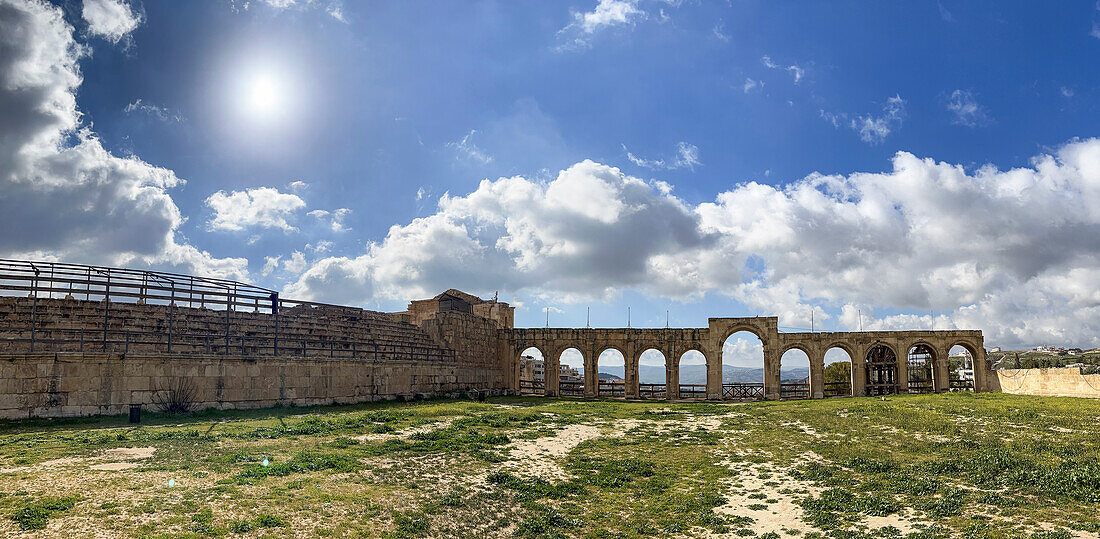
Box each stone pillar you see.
[895,344,909,395]
[933,345,951,393]
[763,344,780,400]
[584,343,597,398]
[851,345,867,397]
[705,343,722,400]
[972,345,988,392]
[545,347,560,397]
[624,341,638,399]
[667,351,679,400]
[809,348,825,399]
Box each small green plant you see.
[254,513,286,528]
[10,496,80,531]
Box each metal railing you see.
[0,258,442,359]
[677,384,707,399]
[518,379,545,395]
[780,382,810,399]
[823,381,851,397]
[558,380,584,397]
[597,379,625,397]
[722,383,764,400]
[638,383,666,399]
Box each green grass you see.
[0,393,1098,536]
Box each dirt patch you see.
[505,424,601,481]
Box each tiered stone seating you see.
[0,297,454,361]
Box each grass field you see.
[0,393,1098,538]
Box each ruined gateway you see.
[0,260,985,418]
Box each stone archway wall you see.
[509,319,986,401]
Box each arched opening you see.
[721,331,765,400]
[558,348,584,397]
[865,344,898,396]
[596,349,626,397]
[948,345,976,391]
[518,347,545,395]
[779,348,810,399]
[637,348,667,399]
[907,344,936,393]
[823,347,854,397]
[678,350,707,400]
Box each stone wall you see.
[992,367,1100,399]
[0,295,514,419]
[0,353,507,419]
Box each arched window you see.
[865,344,898,396]
[721,331,765,400]
[780,348,810,399]
[518,347,544,395]
[638,348,667,399]
[596,349,625,397]
[948,345,976,391]
[679,350,707,399]
[558,348,584,397]
[823,347,853,397]
[907,344,936,393]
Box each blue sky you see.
[3,0,1100,358]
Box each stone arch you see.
[779,346,811,399]
[822,345,855,397]
[516,346,546,395]
[556,347,585,397]
[906,342,937,394]
[948,342,979,391]
[595,347,626,397]
[718,326,768,347]
[865,342,899,396]
[676,349,708,400]
[720,331,766,400]
[636,347,668,399]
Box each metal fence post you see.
[103,271,110,351]
[224,292,231,355]
[29,268,38,353]
[270,292,279,356]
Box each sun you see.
[246,73,281,117]
[235,64,293,125]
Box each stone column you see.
[933,345,950,393]
[851,344,867,397]
[545,347,560,397]
[895,344,909,395]
[809,348,825,399]
[624,341,638,399]
[705,342,723,400]
[972,345,988,392]
[584,343,597,398]
[763,344,780,400]
[667,350,679,401]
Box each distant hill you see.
[597,365,810,384]
[597,372,622,380]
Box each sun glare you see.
[235,63,294,125]
[247,74,281,116]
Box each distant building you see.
[990,346,1001,353]
[559,365,582,383]
[519,358,545,381]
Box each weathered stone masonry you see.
[0,280,987,419]
[509,317,987,400]
[0,295,512,419]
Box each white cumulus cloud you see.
[285,138,1100,348]
[0,0,245,279]
[81,0,142,44]
[205,187,306,232]
[557,0,645,51]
